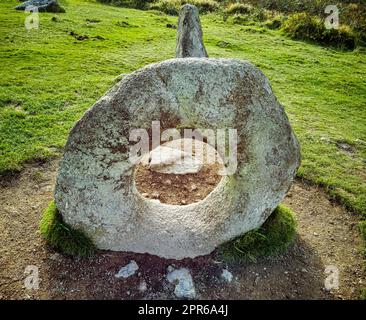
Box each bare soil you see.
[0,159,364,300]
[134,163,222,205]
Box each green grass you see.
[281,12,356,50]
[0,0,365,219]
[40,201,96,257]
[152,0,220,14]
[361,288,366,300]
[218,205,297,262]
[359,220,366,254]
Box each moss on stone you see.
[40,201,96,257]
[218,204,297,262]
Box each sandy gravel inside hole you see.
[134,164,222,205]
[134,139,224,205]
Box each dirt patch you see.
[69,31,89,41]
[0,159,364,299]
[134,163,222,205]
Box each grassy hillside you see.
[0,0,365,218]
[101,0,366,46]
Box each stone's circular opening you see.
[134,138,224,205]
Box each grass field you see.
[0,0,365,219]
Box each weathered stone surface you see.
[16,0,65,13]
[175,4,208,58]
[54,57,300,259]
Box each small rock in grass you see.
[167,267,196,299]
[115,260,139,279]
[15,0,65,13]
[217,41,231,48]
[336,141,354,153]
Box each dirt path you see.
[0,159,364,300]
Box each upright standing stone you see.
[175,4,208,58]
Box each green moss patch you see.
[40,201,96,257]
[218,204,297,263]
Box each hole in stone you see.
[134,138,225,205]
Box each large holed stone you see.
[54,5,300,259]
[55,58,300,259]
